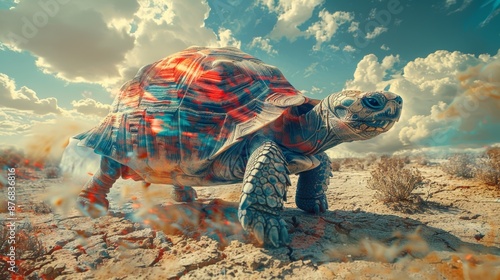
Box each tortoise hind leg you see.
[77,157,121,218]
[238,137,290,247]
[171,186,197,202]
[295,152,332,214]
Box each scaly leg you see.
[295,152,332,214]
[77,157,121,218]
[238,137,290,247]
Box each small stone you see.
[43,266,54,275]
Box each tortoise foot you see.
[238,206,289,248]
[76,192,109,218]
[171,186,197,202]
[296,194,328,214]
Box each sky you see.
[0,0,499,159]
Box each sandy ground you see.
[1,162,499,279]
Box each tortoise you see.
[74,46,402,247]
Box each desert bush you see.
[441,153,475,178]
[364,154,378,167]
[342,157,365,170]
[367,157,424,203]
[414,155,429,166]
[44,166,60,179]
[475,147,500,187]
[24,201,53,214]
[0,220,45,261]
[396,155,411,164]
[0,148,25,169]
[330,160,341,171]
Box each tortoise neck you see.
[271,103,343,155]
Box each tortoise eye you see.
[363,96,384,110]
[367,98,380,107]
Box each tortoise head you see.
[273,90,402,155]
[324,90,402,140]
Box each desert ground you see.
[1,157,499,279]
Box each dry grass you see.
[475,147,500,188]
[0,148,25,169]
[23,201,53,214]
[0,220,45,260]
[414,156,429,166]
[330,160,341,171]
[1,221,46,278]
[44,167,60,179]
[441,153,476,179]
[342,157,366,170]
[367,157,425,204]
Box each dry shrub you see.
[1,221,45,278]
[475,147,500,188]
[368,157,424,203]
[0,148,25,169]
[0,220,45,261]
[330,160,341,171]
[396,155,411,164]
[441,153,476,178]
[414,155,429,166]
[342,157,365,170]
[0,148,48,180]
[44,166,60,179]
[365,154,378,167]
[24,201,53,214]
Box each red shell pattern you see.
[76,47,305,175]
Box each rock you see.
[117,248,160,267]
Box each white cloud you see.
[0,0,138,84]
[306,10,354,50]
[0,73,63,115]
[345,54,399,92]
[365,26,387,39]
[338,49,500,155]
[259,0,324,41]
[82,90,93,98]
[445,0,473,13]
[0,0,243,93]
[348,21,359,33]
[445,0,457,7]
[311,86,323,94]
[214,28,241,49]
[343,45,355,52]
[329,44,340,51]
[304,62,319,78]
[71,98,112,117]
[249,36,278,55]
[0,109,32,136]
[381,44,390,51]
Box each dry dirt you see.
[1,162,499,279]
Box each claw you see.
[240,212,251,231]
[314,203,320,215]
[269,227,280,248]
[254,222,265,245]
[280,225,289,245]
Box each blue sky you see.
[0,0,499,157]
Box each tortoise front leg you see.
[77,157,121,218]
[295,152,332,214]
[238,138,290,247]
